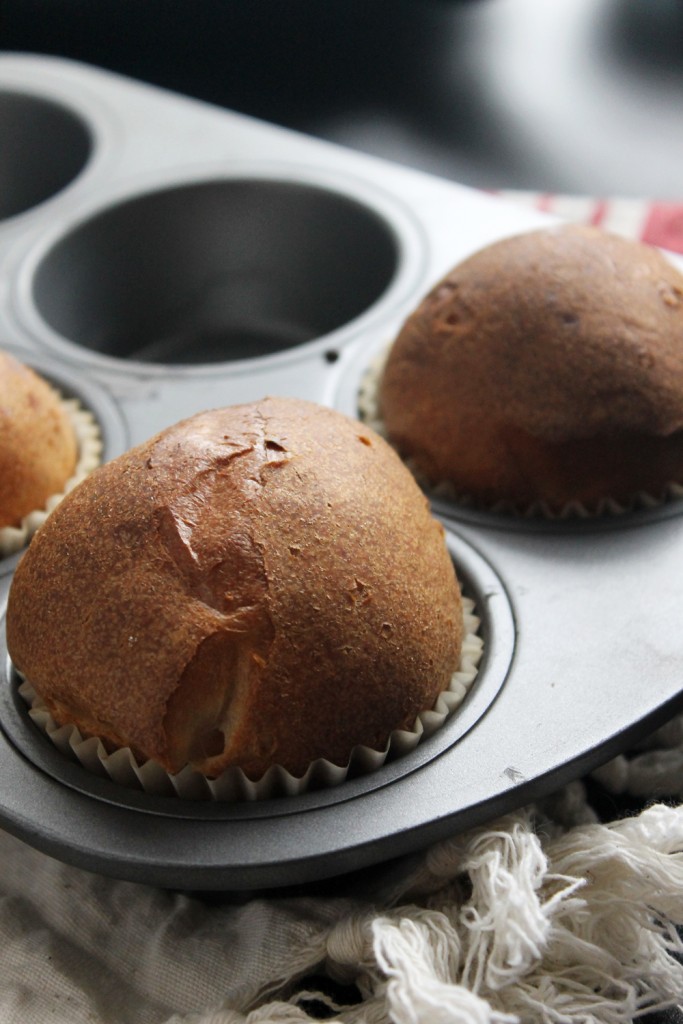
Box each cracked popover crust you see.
[379,224,683,511]
[6,396,463,780]
[0,350,78,528]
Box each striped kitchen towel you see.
[500,191,683,255]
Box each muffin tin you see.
[1,53,683,891]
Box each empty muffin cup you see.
[30,178,400,365]
[0,91,92,221]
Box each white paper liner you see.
[358,346,683,520]
[0,393,103,557]
[18,597,483,802]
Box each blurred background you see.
[2,0,683,202]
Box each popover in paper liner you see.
[372,225,683,517]
[7,397,471,793]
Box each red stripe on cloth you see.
[491,191,683,255]
[588,199,608,227]
[535,193,554,213]
[640,203,683,255]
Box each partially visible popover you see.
[0,350,78,527]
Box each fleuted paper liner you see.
[359,346,683,520]
[18,597,483,802]
[0,393,103,557]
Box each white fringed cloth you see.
[3,195,683,1023]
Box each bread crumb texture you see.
[7,397,463,780]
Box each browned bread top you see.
[0,351,78,528]
[379,225,683,509]
[7,396,463,780]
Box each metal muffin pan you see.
[0,53,682,891]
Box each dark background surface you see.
[2,0,683,199]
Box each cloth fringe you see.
[167,795,683,1024]
[308,805,683,1024]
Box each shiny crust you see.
[379,225,683,509]
[7,397,463,779]
[0,351,78,527]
